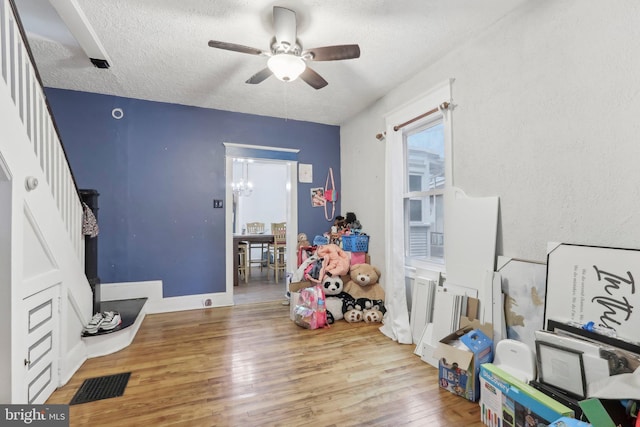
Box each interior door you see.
[23,284,60,404]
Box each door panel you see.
[24,284,59,404]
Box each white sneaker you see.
[99,311,122,331]
[83,313,104,335]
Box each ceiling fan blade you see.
[245,68,273,84]
[299,67,328,90]
[304,44,361,61]
[208,40,265,56]
[273,6,297,47]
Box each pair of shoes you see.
[82,312,105,335]
[82,311,122,335]
[100,311,122,331]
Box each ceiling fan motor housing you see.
[271,40,302,56]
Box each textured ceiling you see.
[14,0,527,125]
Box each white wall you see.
[241,161,288,232]
[235,160,288,260]
[341,0,640,266]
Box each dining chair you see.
[237,242,249,284]
[245,221,266,273]
[267,222,287,282]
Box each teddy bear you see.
[343,263,386,323]
[320,275,355,324]
[342,298,386,323]
[297,232,310,250]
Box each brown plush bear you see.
[297,233,310,250]
[343,263,386,323]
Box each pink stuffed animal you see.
[316,244,350,281]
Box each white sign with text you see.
[545,243,638,344]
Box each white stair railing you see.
[0,0,84,261]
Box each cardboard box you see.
[479,363,574,427]
[290,281,312,293]
[433,319,494,401]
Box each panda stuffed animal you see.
[321,275,355,324]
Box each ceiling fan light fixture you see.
[267,54,305,82]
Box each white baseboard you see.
[152,292,234,313]
[100,280,233,313]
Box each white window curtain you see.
[380,81,452,344]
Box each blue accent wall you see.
[46,89,340,297]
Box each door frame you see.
[0,153,11,403]
[223,143,299,298]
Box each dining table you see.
[233,233,274,286]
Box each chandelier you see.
[232,159,253,197]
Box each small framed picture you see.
[311,187,325,207]
[299,163,313,183]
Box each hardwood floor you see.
[233,266,289,305]
[47,285,484,426]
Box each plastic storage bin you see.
[342,234,369,252]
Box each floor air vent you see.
[70,372,131,405]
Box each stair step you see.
[82,297,148,358]
[82,297,147,337]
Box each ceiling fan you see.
[208,6,360,90]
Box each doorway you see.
[223,143,299,304]
[232,159,287,304]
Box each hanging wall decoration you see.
[324,167,337,221]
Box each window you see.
[382,80,451,343]
[404,119,445,264]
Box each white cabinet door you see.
[23,284,60,404]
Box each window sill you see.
[404,258,446,277]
